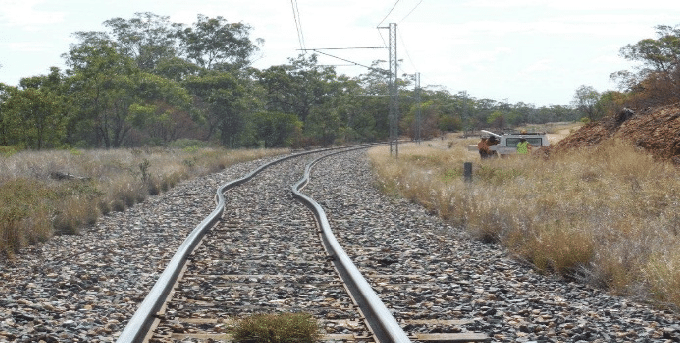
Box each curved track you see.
[149,148,376,342]
[117,147,489,343]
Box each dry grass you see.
[231,312,320,343]
[368,132,680,309]
[0,146,286,257]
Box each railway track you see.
[116,147,489,343]
[149,148,374,342]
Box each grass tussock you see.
[231,312,320,343]
[0,179,52,254]
[368,135,680,308]
[0,146,286,257]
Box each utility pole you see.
[415,72,422,144]
[388,23,399,157]
[379,23,399,157]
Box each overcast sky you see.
[1,0,679,106]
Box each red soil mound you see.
[550,104,680,164]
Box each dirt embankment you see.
[550,103,680,164]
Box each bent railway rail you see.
[116,148,332,342]
[116,146,489,343]
[292,148,410,343]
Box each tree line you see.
[572,24,680,122]
[1,12,595,150]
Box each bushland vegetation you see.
[368,136,680,309]
[0,12,582,153]
[0,12,584,257]
[0,146,284,257]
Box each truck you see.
[470,130,550,156]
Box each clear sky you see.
[1,0,679,106]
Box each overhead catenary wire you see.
[377,29,389,50]
[290,0,306,51]
[397,26,418,75]
[300,48,390,75]
[378,0,424,52]
[303,46,385,50]
[376,25,419,82]
[399,0,423,23]
[377,0,401,28]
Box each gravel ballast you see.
[304,149,680,343]
[1,149,679,343]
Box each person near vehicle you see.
[477,137,490,159]
[516,138,531,154]
[478,136,499,159]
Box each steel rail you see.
[116,148,334,343]
[291,146,412,343]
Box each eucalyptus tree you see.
[0,84,25,147]
[615,24,680,106]
[306,98,342,145]
[2,89,65,149]
[153,56,202,82]
[0,83,9,146]
[103,12,181,71]
[259,54,338,122]
[618,24,680,79]
[64,35,193,147]
[178,15,263,71]
[571,85,601,121]
[0,68,67,149]
[332,75,379,143]
[127,73,195,144]
[354,61,393,140]
[419,89,465,134]
[248,111,302,147]
[63,38,138,147]
[257,64,297,115]
[182,71,256,146]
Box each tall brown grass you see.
[369,136,680,309]
[0,146,286,257]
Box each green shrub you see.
[0,146,19,157]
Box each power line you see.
[397,27,418,74]
[300,49,390,75]
[290,0,306,51]
[301,46,385,50]
[318,64,358,67]
[377,28,389,49]
[399,0,424,23]
[378,25,418,79]
[377,0,401,28]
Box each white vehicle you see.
[475,130,550,156]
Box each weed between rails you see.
[0,147,286,258]
[368,137,680,309]
[231,312,320,343]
